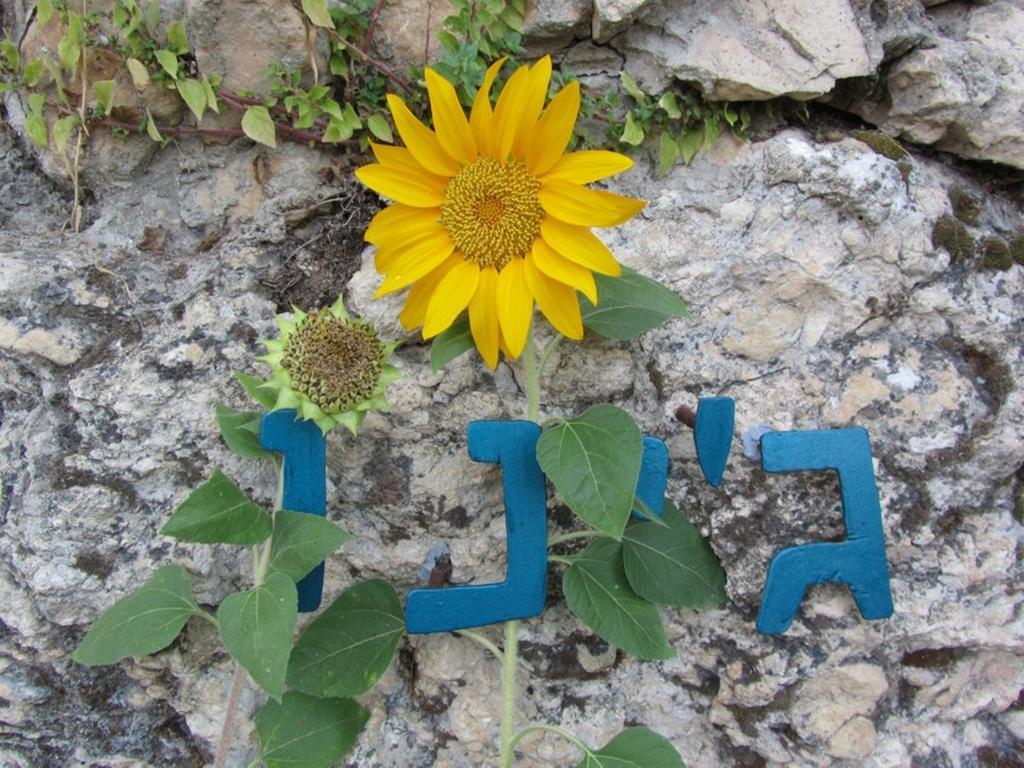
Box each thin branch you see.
[364,0,386,50]
[323,27,414,94]
[454,629,504,664]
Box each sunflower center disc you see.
[282,315,383,413]
[441,157,543,270]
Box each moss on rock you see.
[980,237,1013,271]
[932,216,974,261]
[949,186,982,225]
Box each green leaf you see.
[268,510,352,582]
[93,79,115,116]
[430,313,473,371]
[702,115,720,149]
[577,727,686,768]
[723,104,738,127]
[678,127,702,164]
[27,92,45,115]
[623,500,727,608]
[218,572,297,700]
[165,20,189,54]
[366,113,392,142]
[1,39,20,72]
[658,92,681,119]
[177,78,206,122]
[256,692,368,768]
[22,59,44,87]
[145,110,164,143]
[302,0,335,28]
[37,0,55,26]
[287,579,404,697]
[236,371,278,410]
[161,469,272,545]
[620,111,644,146]
[25,113,48,148]
[580,267,689,340]
[620,72,644,102]
[242,105,277,147]
[563,539,674,660]
[125,57,150,89]
[58,13,82,72]
[154,49,178,79]
[215,403,270,459]
[322,116,350,143]
[52,115,78,152]
[73,565,199,666]
[658,131,679,175]
[537,404,642,540]
[201,77,219,112]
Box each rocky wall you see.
[0,0,1022,766]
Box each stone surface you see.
[845,0,1024,170]
[611,0,874,98]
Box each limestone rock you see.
[523,0,591,49]
[847,0,1024,169]
[611,0,874,98]
[375,0,449,68]
[592,0,655,43]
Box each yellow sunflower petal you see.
[540,216,622,276]
[530,237,597,304]
[375,233,456,296]
[498,330,513,360]
[386,93,461,177]
[425,68,477,166]
[541,150,634,184]
[512,56,552,157]
[491,65,532,162]
[400,254,462,330]
[539,178,646,227]
[524,253,583,340]
[355,163,446,208]
[470,57,506,156]
[374,223,451,273]
[525,80,580,176]
[469,266,500,370]
[423,260,481,338]
[365,203,441,243]
[367,206,442,247]
[496,258,533,356]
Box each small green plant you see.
[72,296,405,768]
[434,0,525,106]
[932,215,974,261]
[980,236,1013,271]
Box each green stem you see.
[498,618,520,768]
[506,723,591,758]
[548,529,608,547]
[548,555,575,567]
[194,610,219,628]
[454,629,503,664]
[524,330,540,424]
[536,334,563,384]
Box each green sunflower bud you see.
[256,295,400,435]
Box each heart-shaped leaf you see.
[161,470,271,545]
[430,312,474,371]
[287,579,404,697]
[580,267,688,340]
[73,565,199,666]
[268,511,351,582]
[576,727,686,767]
[218,572,297,700]
[537,405,642,540]
[563,539,673,660]
[256,692,368,768]
[622,500,727,608]
[215,403,270,460]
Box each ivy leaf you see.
[301,0,335,28]
[678,127,702,164]
[287,579,404,697]
[236,371,277,410]
[658,131,679,175]
[93,79,115,116]
[154,49,178,80]
[562,539,674,660]
[366,113,392,142]
[622,500,727,608]
[256,692,368,768]
[702,115,720,149]
[242,105,277,147]
[620,72,645,102]
[620,111,644,146]
[658,92,681,119]
[580,267,689,340]
[25,113,48,148]
[22,59,44,87]
[177,78,207,122]
[576,727,686,768]
[37,0,55,26]
[161,469,272,545]
[268,510,351,582]
[537,404,642,540]
[125,57,150,90]
[145,110,164,143]
[52,115,78,153]
[58,13,82,73]
[214,403,270,460]
[72,565,200,666]
[217,572,297,700]
[430,313,473,371]
[201,77,219,112]
[165,20,189,54]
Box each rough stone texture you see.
[375,0,450,69]
[844,0,1024,170]
[610,0,875,99]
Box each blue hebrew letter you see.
[634,436,669,519]
[695,397,734,487]
[406,421,547,633]
[260,409,327,613]
[756,428,894,634]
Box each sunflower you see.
[354,56,645,370]
[257,296,400,434]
